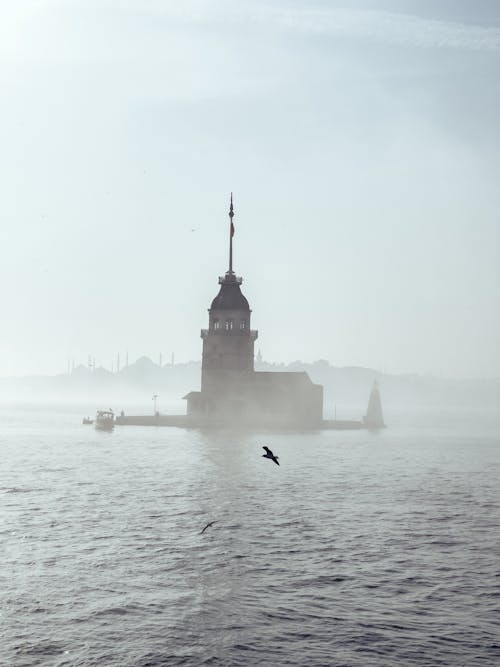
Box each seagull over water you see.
[262,446,280,466]
[200,521,217,535]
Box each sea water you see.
[1,404,499,666]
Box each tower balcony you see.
[219,273,242,285]
[201,329,258,340]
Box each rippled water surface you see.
[1,405,499,666]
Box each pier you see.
[115,414,365,430]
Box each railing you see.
[218,274,242,285]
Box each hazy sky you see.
[1,0,499,378]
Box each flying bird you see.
[262,446,279,466]
[200,520,217,535]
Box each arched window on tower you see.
[213,319,220,330]
[240,319,246,330]
[225,319,233,331]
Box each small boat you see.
[94,409,115,431]
[82,417,93,425]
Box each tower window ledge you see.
[202,329,258,338]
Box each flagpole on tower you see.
[229,192,234,274]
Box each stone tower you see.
[184,194,323,424]
[200,194,258,395]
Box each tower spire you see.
[228,192,234,273]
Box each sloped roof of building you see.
[182,391,201,400]
[253,371,317,387]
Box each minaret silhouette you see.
[200,194,258,396]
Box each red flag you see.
[230,221,235,238]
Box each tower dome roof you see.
[210,273,250,311]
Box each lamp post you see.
[152,394,158,415]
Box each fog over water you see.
[1,0,499,378]
[1,404,499,666]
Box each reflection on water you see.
[1,405,499,666]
